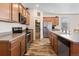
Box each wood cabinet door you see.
[51,17,55,25]
[0,3,11,21]
[23,8,26,17]
[43,17,52,22]
[43,17,47,22]
[43,17,59,26]
[70,43,79,56]
[54,17,59,26]
[11,39,20,56]
[20,35,26,55]
[26,11,30,25]
[19,4,23,14]
[53,34,58,54]
[48,31,54,48]
[0,41,10,56]
[51,36,54,48]
[48,31,52,44]
[12,3,19,22]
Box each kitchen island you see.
[48,30,79,56]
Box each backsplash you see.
[0,22,27,33]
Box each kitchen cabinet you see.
[43,16,59,26]
[48,31,58,54]
[23,8,26,17]
[53,34,58,54]
[10,38,20,56]
[0,3,30,25]
[48,31,69,55]
[49,31,69,55]
[12,3,19,22]
[51,17,59,26]
[20,34,26,55]
[54,17,59,25]
[27,14,30,25]
[43,17,51,22]
[70,43,79,56]
[26,10,30,25]
[19,4,23,14]
[19,4,30,25]
[11,34,26,56]
[0,38,21,56]
[0,33,26,56]
[48,31,79,56]
[48,31,54,47]
[0,41,10,56]
[0,3,11,21]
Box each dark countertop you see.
[0,32,26,42]
[49,30,79,43]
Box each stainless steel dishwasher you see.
[58,36,70,56]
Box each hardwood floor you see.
[24,38,56,56]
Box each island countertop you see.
[49,30,79,43]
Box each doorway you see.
[35,20,40,40]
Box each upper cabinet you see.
[23,8,26,17]
[12,3,19,22]
[19,4,23,14]
[53,16,59,26]
[43,16,59,26]
[26,10,30,25]
[0,3,11,21]
[0,3,30,24]
[51,17,59,26]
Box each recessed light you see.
[36,4,39,8]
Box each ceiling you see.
[23,3,79,14]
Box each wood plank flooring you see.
[24,38,56,56]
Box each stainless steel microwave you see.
[19,13,26,24]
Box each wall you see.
[0,21,27,33]
[43,13,79,32]
[27,9,43,40]
[27,9,35,40]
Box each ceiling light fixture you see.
[36,4,39,8]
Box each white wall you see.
[0,22,27,33]
[28,9,43,40]
[43,13,79,32]
[40,11,43,39]
[27,9,35,40]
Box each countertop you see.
[49,30,79,43]
[0,32,26,42]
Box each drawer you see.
[10,44,20,56]
[10,39,20,48]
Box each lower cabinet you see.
[48,31,58,54]
[20,35,26,56]
[11,34,26,56]
[11,40,20,56]
[49,31,70,56]
[48,31,54,48]
[0,34,26,56]
[53,35,58,54]
[48,31,79,56]
[0,41,10,56]
[70,43,79,56]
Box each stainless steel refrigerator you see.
[43,22,52,38]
